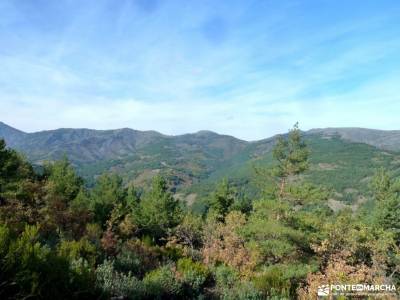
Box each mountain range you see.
[2,121,400,208]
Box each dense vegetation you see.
[3,121,400,207]
[0,125,399,299]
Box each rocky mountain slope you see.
[308,127,400,151]
[2,121,400,204]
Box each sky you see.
[1,0,400,141]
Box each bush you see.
[69,257,96,295]
[221,281,262,300]
[121,239,162,277]
[96,260,144,300]
[253,266,290,298]
[252,263,314,298]
[58,238,97,265]
[213,264,240,289]
[114,246,142,275]
[177,258,209,296]
[143,265,182,298]
[0,224,93,299]
[213,265,261,299]
[0,224,10,258]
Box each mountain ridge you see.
[308,127,400,151]
[2,121,400,170]
[2,121,400,204]
[2,121,400,145]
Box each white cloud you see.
[1,0,400,140]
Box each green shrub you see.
[213,264,240,289]
[0,224,10,258]
[114,246,142,275]
[0,224,91,299]
[221,281,262,300]
[213,265,261,299]
[58,238,97,265]
[253,266,290,298]
[96,260,144,300]
[177,258,209,296]
[143,265,182,298]
[252,263,314,299]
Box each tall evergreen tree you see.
[136,176,182,241]
[44,157,83,203]
[208,179,236,220]
[272,123,310,198]
[90,173,126,226]
[0,139,33,197]
[370,168,400,241]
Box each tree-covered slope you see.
[308,127,400,151]
[1,122,400,202]
[0,122,248,187]
[0,121,27,145]
[1,126,399,299]
[186,134,400,205]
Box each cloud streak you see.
[1,0,400,140]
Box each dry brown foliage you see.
[202,211,258,276]
[298,250,395,300]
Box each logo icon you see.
[317,285,330,296]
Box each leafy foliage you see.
[0,126,399,299]
[135,175,182,241]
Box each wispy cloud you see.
[1,0,400,140]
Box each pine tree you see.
[370,168,400,241]
[135,176,182,241]
[90,173,126,226]
[208,179,236,220]
[44,157,83,203]
[272,123,309,199]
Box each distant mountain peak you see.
[0,121,25,132]
[0,122,27,146]
[1,121,400,200]
[2,121,400,156]
[195,130,218,135]
[307,127,400,151]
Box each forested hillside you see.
[2,121,400,209]
[0,125,399,299]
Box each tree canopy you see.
[0,129,399,299]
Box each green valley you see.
[2,121,400,208]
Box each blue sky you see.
[1,0,400,140]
